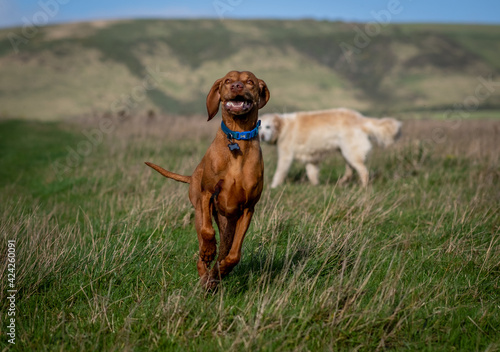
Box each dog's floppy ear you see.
[206,78,223,121]
[273,114,282,134]
[258,79,270,109]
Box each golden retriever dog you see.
[259,108,402,188]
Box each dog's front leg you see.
[271,151,294,188]
[195,191,217,282]
[305,163,320,186]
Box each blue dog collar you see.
[221,120,261,140]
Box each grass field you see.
[1,115,499,351]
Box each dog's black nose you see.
[231,81,244,92]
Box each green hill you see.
[1,19,500,120]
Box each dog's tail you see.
[361,117,402,148]
[145,162,191,184]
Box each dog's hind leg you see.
[215,213,236,263]
[338,163,354,185]
[211,208,254,280]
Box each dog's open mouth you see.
[224,98,253,115]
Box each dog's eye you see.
[246,80,254,85]
[225,79,231,84]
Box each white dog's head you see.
[259,114,282,144]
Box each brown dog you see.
[145,71,270,289]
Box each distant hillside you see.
[1,19,500,120]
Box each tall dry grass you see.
[0,115,498,351]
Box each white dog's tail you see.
[361,117,402,147]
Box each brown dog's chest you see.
[202,148,263,217]
[214,178,262,217]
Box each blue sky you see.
[1,0,499,29]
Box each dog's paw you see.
[200,274,219,291]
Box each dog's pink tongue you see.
[225,101,243,109]
[225,101,248,112]
[227,101,244,108]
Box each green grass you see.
[0,117,499,351]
